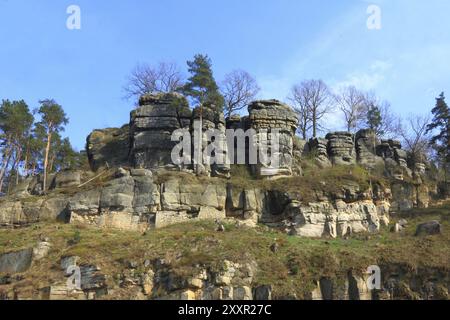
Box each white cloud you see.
[332,59,393,92]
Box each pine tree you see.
[426,92,450,178]
[0,100,34,192]
[366,105,383,136]
[37,99,69,191]
[181,54,224,113]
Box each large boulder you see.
[51,170,81,189]
[0,248,33,274]
[86,125,130,171]
[415,221,441,236]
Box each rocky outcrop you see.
[377,139,411,178]
[0,195,70,227]
[0,248,33,274]
[150,259,257,300]
[130,93,191,170]
[284,200,389,238]
[69,169,158,232]
[2,253,448,300]
[51,170,81,189]
[308,138,331,168]
[325,132,356,166]
[355,129,385,170]
[247,100,298,177]
[86,125,130,171]
[38,257,108,300]
[191,103,230,177]
[390,182,430,212]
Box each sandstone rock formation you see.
[87,125,130,171]
[325,132,356,166]
[191,103,230,177]
[247,100,298,177]
[355,129,385,170]
[130,93,192,170]
[308,138,331,168]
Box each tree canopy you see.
[181,54,224,113]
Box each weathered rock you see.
[233,286,252,300]
[0,248,33,274]
[33,241,51,261]
[130,93,191,169]
[52,171,81,189]
[247,100,298,177]
[253,285,272,300]
[40,196,70,222]
[355,129,385,169]
[191,103,230,177]
[100,176,135,211]
[308,138,331,168]
[0,199,45,227]
[289,200,381,238]
[9,176,36,198]
[325,132,356,166]
[132,174,160,214]
[68,189,101,216]
[142,270,155,295]
[377,139,410,175]
[415,221,441,236]
[87,125,130,171]
[158,178,226,227]
[79,264,107,291]
[61,256,80,275]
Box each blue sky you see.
[1,0,449,150]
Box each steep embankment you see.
[0,201,448,300]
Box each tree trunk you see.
[312,112,317,138]
[14,146,22,187]
[23,140,30,177]
[43,129,52,192]
[0,136,13,188]
[0,147,13,193]
[49,154,55,174]
[7,148,19,195]
[23,151,29,177]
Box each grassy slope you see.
[0,201,448,299]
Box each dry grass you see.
[0,200,448,298]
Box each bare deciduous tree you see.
[399,114,431,171]
[289,79,333,139]
[288,87,312,139]
[334,86,366,132]
[123,62,184,104]
[221,70,260,118]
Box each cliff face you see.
[1,93,437,236]
[85,93,429,181]
[1,94,447,301]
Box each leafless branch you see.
[221,70,260,118]
[123,62,185,104]
[289,79,333,139]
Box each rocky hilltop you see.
[0,93,448,300]
[0,93,433,236]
